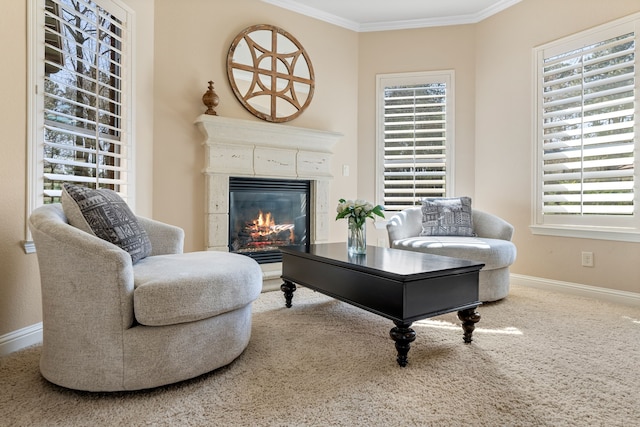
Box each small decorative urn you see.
[202,81,219,115]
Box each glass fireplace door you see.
[228,177,310,263]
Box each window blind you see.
[540,30,635,216]
[383,83,448,211]
[42,0,128,203]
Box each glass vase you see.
[347,217,366,255]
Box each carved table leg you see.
[280,280,296,308]
[457,307,481,343]
[389,321,416,367]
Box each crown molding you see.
[261,0,360,31]
[261,0,522,32]
[475,0,522,22]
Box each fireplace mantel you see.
[195,115,339,154]
[195,115,342,266]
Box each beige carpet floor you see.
[1,284,639,427]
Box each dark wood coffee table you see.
[280,243,484,366]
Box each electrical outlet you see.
[581,251,594,267]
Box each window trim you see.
[25,0,136,252]
[375,70,456,214]
[531,12,640,242]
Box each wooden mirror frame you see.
[227,24,315,123]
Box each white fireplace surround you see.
[195,114,342,285]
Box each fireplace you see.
[229,177,310,263]
[195,114,341,289]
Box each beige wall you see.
[0,0,155,337]
[153,0,359,251]
[3,0,640,339]
[473,0,640,293]
[0,0,37,337]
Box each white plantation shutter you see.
[535,15,639,237]
[39,0,130,203]
[377,72,454,212]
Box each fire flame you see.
[240,210,296,249]
[255,210,275,230]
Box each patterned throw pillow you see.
[61,184,152,263]
[420,197,476,237]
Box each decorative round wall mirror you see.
[227,24,315,123]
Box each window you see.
[27,0,133,248]
[376,71,455,213]
[533,13,640,242]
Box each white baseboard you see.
[511,274,640,307]
[0,322,42,357]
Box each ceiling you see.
[261,0,522,32]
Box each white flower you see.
[335,198,385,228]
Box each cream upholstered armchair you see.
[386,201,516,302]
[29,202,262,392]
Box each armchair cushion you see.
[133,251,262,326]
[391,236,516,270]
[61,184,152,263]
[420,197,475,237]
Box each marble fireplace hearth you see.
[195,114,342,290]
